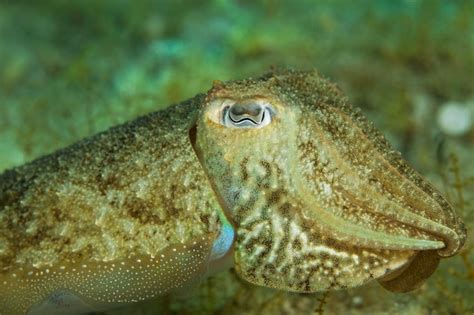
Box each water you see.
[0,1,472,314]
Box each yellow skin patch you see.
[0,69,467,314]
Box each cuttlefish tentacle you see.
[233,194,420,291]
[213,152,440,291]
[194,69,466,294]
[330,102,466,248]
[265,96,460,255]
[0,69,467,314]
[347,105,462,224]
[295,109,459,254]
[299,103,463,256]
[205,153,419,291]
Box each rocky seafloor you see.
[0,0,472,314]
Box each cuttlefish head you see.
[192,70,466,293]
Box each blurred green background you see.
[0,0,473,314]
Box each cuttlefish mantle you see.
[0,69,466,314]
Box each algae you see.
[0,0,472,314]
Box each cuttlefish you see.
[0,70,466,314]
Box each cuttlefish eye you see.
[222,100,274,128]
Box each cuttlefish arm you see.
[290,73,466,292]
[193,69,466,293]
[0,97,234,314]
[0,69,467,315]
[296,100,464,256]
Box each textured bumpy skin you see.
[0,69,467,314]
[0,98,224,314]
[194,70,466,293]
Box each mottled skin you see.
[0,98,224,314]
[194,70,466,291]
[0,69,467,314]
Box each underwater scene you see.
[0,0,473,314]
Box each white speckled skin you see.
[0,70,467,314]
[195,70,465,293]
[0,97,224,314]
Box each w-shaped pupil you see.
[229,102,264,124]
